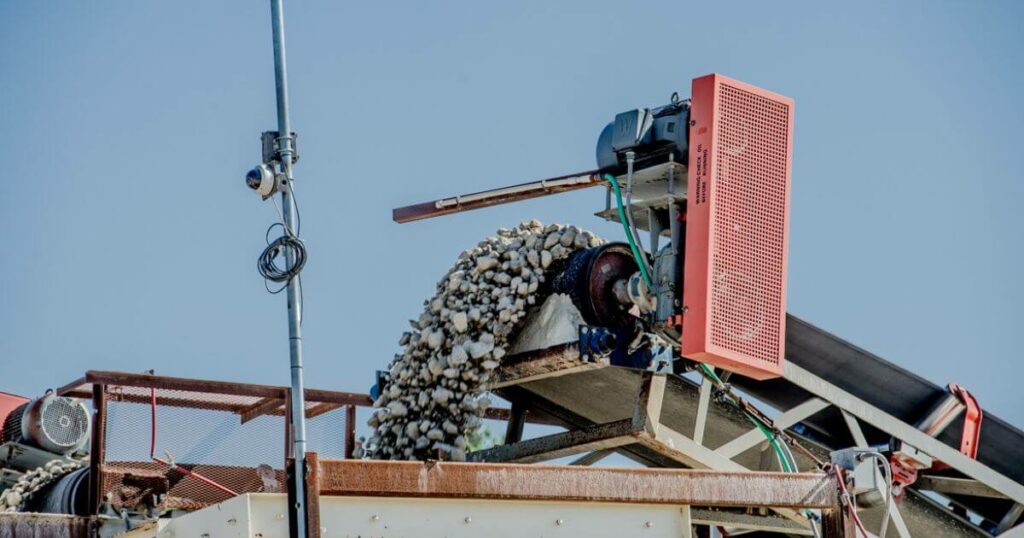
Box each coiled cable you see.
[259,222,307,289]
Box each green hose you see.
[698,363,793,472]
[602,174,653,288]
[605,173,793,474]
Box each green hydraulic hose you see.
[698,363,792,472]
[606,172,792,474]
[695,369,811,525]
[602,174,653,288]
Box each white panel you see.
[158,493,692,538]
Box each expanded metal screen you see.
[682,73,793,380]
[89,379,357,512]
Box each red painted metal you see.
[682,74,794,380]
[0,392,29,438]
[889,455,919,501]
[948,383,982,459]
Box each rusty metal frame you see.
[60,370,566,517]
[480,371,829,531]
[313,458,839,510]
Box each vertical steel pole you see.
[269,0,307,536]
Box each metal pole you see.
[269,0,307,536]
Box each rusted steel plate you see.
[316,459,837,509]
[0,513,91,538]
[86,371,287,399]
[493,343,602,388]
[468,418,638,464]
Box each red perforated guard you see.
[682,74,793,380]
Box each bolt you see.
[227,518,237,526]
[371,514,381,522]
[645,521,654,528]
[275,513,285,520]
[464,516,472,523]
[556,519,564,526]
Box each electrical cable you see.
[862,452,894,538]
[835,467,871,537]
[603,174,653,287]
[149,387,238,497]
[258,223,307,284]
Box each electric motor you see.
[1,393,90,455]
[595,98,690,170]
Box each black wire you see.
[258,179,305,322]
[258,225,307,284]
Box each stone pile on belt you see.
[363,221,603,461]
[0,459,83,512]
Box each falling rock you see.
[476,256,499,272]
[543,233,560,249]
[386,401,408,417]
[466,339,494,359]
[426,330,444,350]
[452,312,468,333]
[449,345,469,366]
[560,228,576,247]
[574,231,590,248]
[368,222,604,462]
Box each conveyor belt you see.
[495,314,1024,533]
[732,315,1023,524]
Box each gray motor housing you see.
[596,99,690,170]
[1,394,90,455]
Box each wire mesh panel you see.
[96,382,353,513]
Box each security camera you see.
[246,163,280,198]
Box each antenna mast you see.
[267,0,308,536]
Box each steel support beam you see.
[469,418,637,464]
[693,376,713,445]
[840,409,869,448]
[570,449,613,466]
[915,476,1008,499]
[715,397,829,459]
[690,508,813,535]
[315,460,838,509]
[784,362,1024,503]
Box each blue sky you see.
[1,1,1022,432]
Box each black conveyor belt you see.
[731,315,1023,521]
